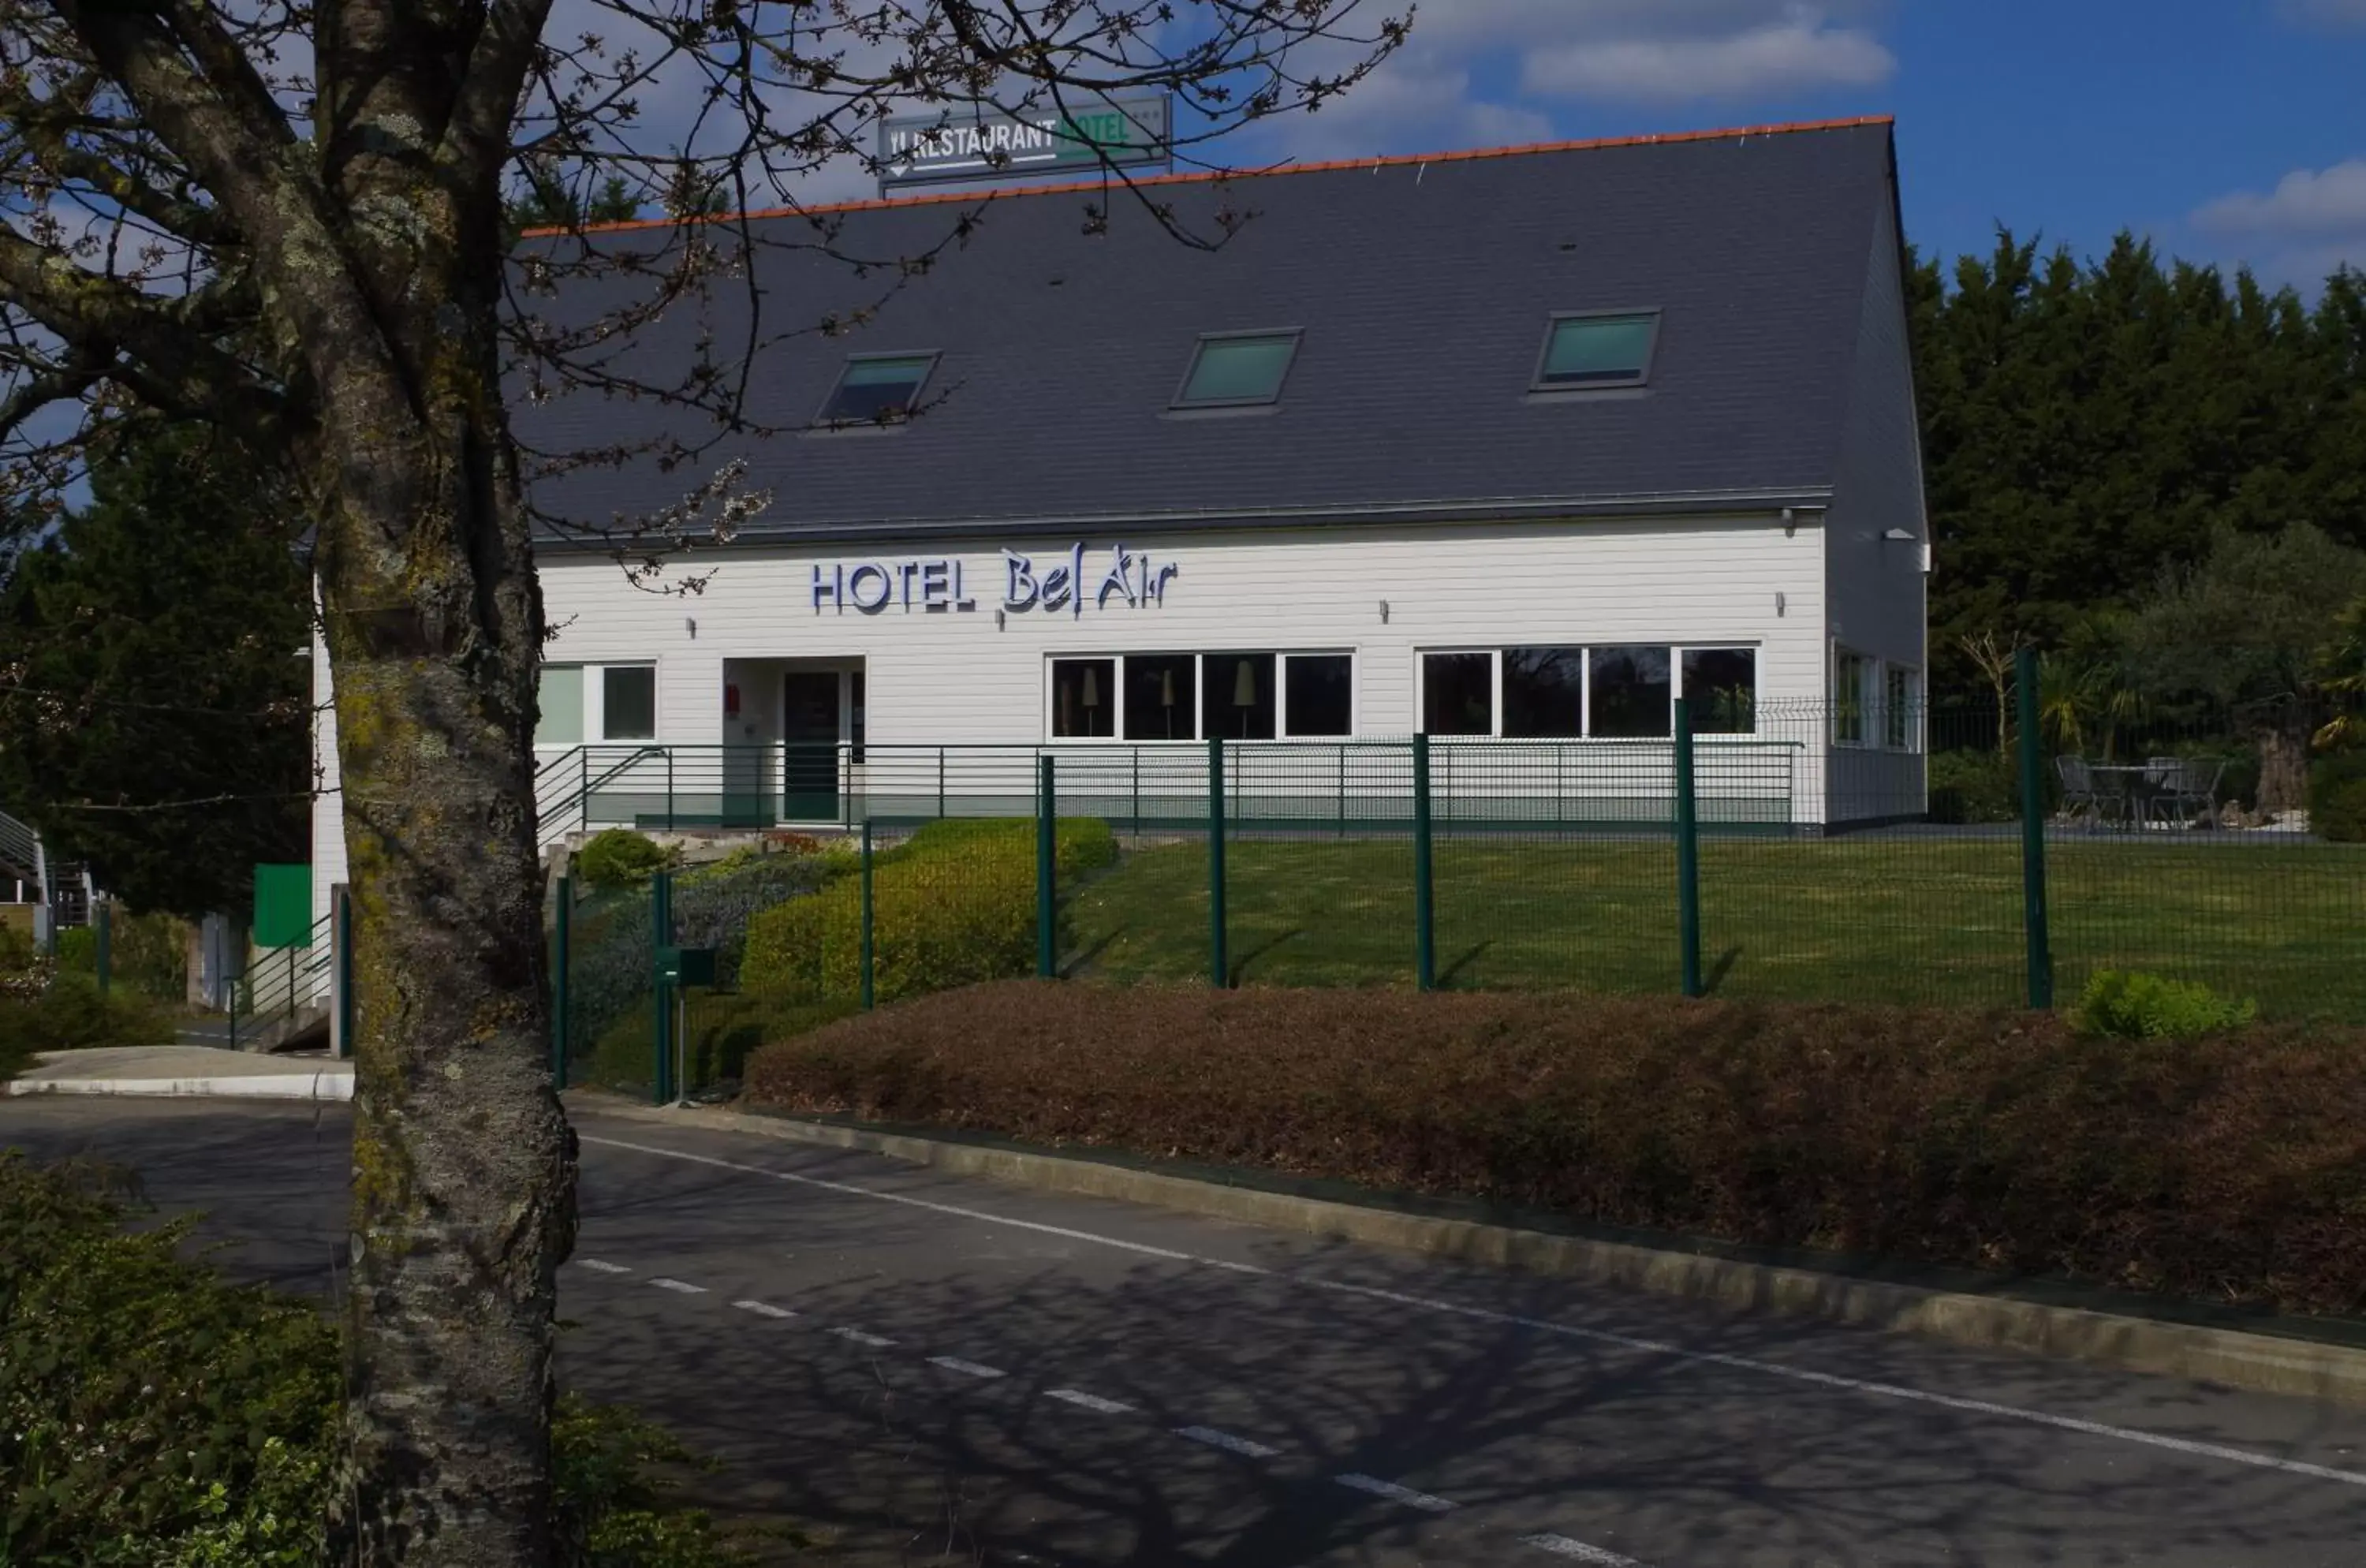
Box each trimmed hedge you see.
[741,818,1115,1007]
[745,983,2366,1316]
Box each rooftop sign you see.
[877,94,1173,192]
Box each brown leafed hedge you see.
[743,983,2366,1318]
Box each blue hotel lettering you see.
[812,544,1176,615]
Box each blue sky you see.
[1228,0,2366,289]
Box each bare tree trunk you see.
[315,334,574,1564]
[2255,719,2312,817]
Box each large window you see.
[1884,664,1920,752]
[1683,648,1757,735]
[1051,651,1353,739]
[1420,645,1757,738]
[1051,658,1116,738]
[1174,330,1300,408]
[1534,311,1660,389]
[1286,654,1354,737]
[537,662,660,745]
[601,665,657,741]
[1502,648,1586,738]
[1588,646,1673,738]
[1422,652,1495,736]
[817,353,936,425]
[1833,648,1870,745]
[536,665,584,747]
[1203,652,1276,741]
[1125,654,1196,741]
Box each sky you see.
[1196,0,2366,290]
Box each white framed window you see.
[1417,645,1757,738]
[536,661,658,746]
[1883,663,1921,752]
[1833,648,1871,746]
[1048,651,1355,741]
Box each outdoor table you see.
[2085,764,2161,827]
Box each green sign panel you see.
[878,93,1172,192]
[252,863,313,949]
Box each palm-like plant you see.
[2315,595,2366,752]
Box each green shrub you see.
[2309,750,2366,842]
[2073,969,2257,1039]
[742,817,1117,1007]
[43,913,185,1002]
[585,989,856,1098]
[1926,749,2019,823]
[55,926,96,970]
[559,847,838,1091]
[576,829,673,889]
[0,1152,760,1566]
[0,973,174,1073]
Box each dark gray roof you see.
[519,119,1897,548]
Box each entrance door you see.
[782,672,842,822]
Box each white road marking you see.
[648,1277,707,1294]
[580,1132,2366,1491]
[574,1258,630,1274]
[1334,1473,1457,1512]
[732,1299,797,1320]
[928,1356,1008,1379]
[1046,1388,1136,1415]
[830,1327,895,1348]
[1521,1533,1648,1565]
[1175,1425,1282,1458]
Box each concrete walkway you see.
[6,1044,353,1101]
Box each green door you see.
[782,672,841,822]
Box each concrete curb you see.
[575,1095,2366,1409]
[6,1073,353,1102]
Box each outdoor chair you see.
[2153,757,2226,829]
[2055,755,2104,826]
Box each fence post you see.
[551,875,572,1084]
[93,901,111,996]
[937,747,946,820]
[1674,697,1704,999]
[666,749,676,834]
[2015,647,2054,1010]
[1412,734,1436,991]
[331,884,356,1062]
[650,869,674,1104]
[1036,756,1058,979]
[859,821,875,1010]
[1208,736,1228,988]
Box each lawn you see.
[1062,832,2366,1019]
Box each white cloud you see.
[1521,9,1897,103]
[2276,0,2366,30]
[1239,1,1898,164]
[2194,160,2366,237]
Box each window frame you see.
[597,663,659,742]
[1044,649,1358,742]
[534,663,586,749]
[1883,663,1921,752]
[1832,648,1872,748]
[1530,308,1663,392]
[1170,327,1304,410]
[813,349,941,427]
[1674,645,1760,737]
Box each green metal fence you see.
[549,657,2366,1102]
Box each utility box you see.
[655,946,718,988]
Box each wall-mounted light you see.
[685,616,698,638]
[1882,528,1917,542]
[1379,599,1391,625]
[995,608,1006,630]
[1775,592,1787,618]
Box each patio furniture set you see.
[2055,756,2226,830]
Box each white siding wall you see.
[1825,185,1931,823]
[541,515,1822,735]
[313,511,1841,923]
[309,625,346,933]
